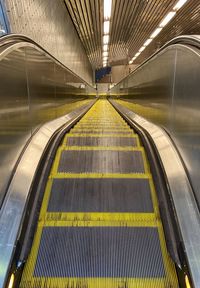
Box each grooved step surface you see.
[20,100,178,288]
[65,136,137,146]
[58,150,145,173]
[34,226,165,278]
[47,178,153,212]
[71,130,134,134]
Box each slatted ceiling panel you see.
[135,0,200,64]
[65,0,200,68]
[65,0,103,68]
[126,0,177,62]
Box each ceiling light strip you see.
[129,0,189,64]
[102,0,112,67]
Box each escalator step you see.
[58,150,145,173]
[47,178,154,212]
[65,136,138,146]
[34,226,165,278]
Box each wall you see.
[112,64,138,84]
[3,0,93,83]
[0,40,96,209]
[110,43,200,207]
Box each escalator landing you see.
[20,100,178,287]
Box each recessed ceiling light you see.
[143,38,153,46]
[104,21,110,34]
[173,0,188,11]
[139,46,145,52]
[103,35,109,44]
[104,0,112,19]
[150,27,162,39]
[159,11,176,27]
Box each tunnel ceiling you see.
[65,0,200,69]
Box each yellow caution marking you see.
[50,173,152,179]
[65,133,137,137]
[42,212,157,225]
[20,276,167,288]
[59,146,145,151]
[20,99,178,288]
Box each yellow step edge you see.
[50,173,152,179]
[59,146,144,151]
[65,133,136,137]
[63,134,140,147]
[20,277,169,288]
[40,212,157,224]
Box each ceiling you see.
[65,0,200,69]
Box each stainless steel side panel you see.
[0,42,96,209]
[5,0,93,83]
[110,43,200,211]
[111,100,200,288]
[0,101,95,288]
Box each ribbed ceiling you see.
[65,0,200,68]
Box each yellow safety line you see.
[20,99,178,288]
[63,134,140,146]
[50,173,152,179]
[42,212,157,224]
[65,133,137,137]
[20,276,167,288]
[59,146,145,151]
[71,128,132,131]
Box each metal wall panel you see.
[0,40,96,209]
[110,41,200,207]
[4,0,93,83]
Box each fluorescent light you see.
[103,44,108,51]
[129,57,136,64]
[104,0,112,19]
[103,51,108,57]
[173,0,188,11]
[103,63,107,67]
[144,38,152,46]
[139,46,145,52]
[159,11,176,27]
[135,52,140,57]
[150,27,162,39]
[104,21,110,34]
[103,35,109,44]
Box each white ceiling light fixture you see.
[129,0,188,65]
[104,0,112,20]
[104,21,110,34]
[135,52,141,57]
[103,51,109,57]
[139,46,145,53]
[173,0,188,11]
[103,35,109,44]
[144,38,153,47]
[159,11,176,27]
[103,44,108,51]
[102,0,112,67]
[150,27,163,39]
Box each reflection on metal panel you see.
[111,99,200,288]
[4,0,93,83]
[110,38,200,210]
[0,100,95,288]
[0,37,96,209]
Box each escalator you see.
[19,99,178,288]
